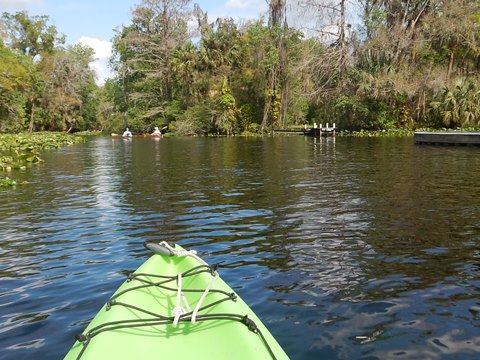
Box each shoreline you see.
[0,132,85,187]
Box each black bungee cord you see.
[74,262,278,360]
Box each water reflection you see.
[0,136,478,359]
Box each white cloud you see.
[225,0,266,12]
[88,58,112,85]
[213,0,266,23]
[0,0,41,7]
[77,36,113,85]
[78,36,112,59]
[225,0,255,10]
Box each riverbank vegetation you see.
[0,132,84,187]
[1,1,480,136]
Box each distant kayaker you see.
[123,128,132,137]
[152,126,161,136]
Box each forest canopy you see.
[1,0,480,135]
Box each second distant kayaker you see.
[152,127,161,136]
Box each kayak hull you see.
[64,244,289,360]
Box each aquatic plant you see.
[0,177,17,188]
[0,132,85,172]
[338,128,414,137]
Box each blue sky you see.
[1,0,267,83]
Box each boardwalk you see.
[304,123,336,137]
[274,123,336,137]
[414,131,480,146]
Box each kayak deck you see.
[65,243,289,359]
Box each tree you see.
[430,78,480,128]
[262,0,288,132]
[230,21,271,129]
[171,41,199,105]
[0,42,30,132]
[0,11,69,132]
[112,0,192,131]
[422,0,480,84]
[1,11,65,58]
[95,81,121,131]
[37,45,97,132]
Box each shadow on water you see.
[0,136,479,359]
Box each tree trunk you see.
[446,43,456,84]
[339,0,346,80]
[262,0,287,132]
[262,70,276,132]
[28,101,35,132]
[278,18,289,129]
[279,77,288,129]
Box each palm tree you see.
[430,79,480,127]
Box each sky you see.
[0,0,268,84]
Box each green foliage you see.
[164,100,184,124]
[1,11,65,57]
[0,12,99,133]
[362,8,387,39]
[238,104,255,133]
[0,132,83,189]
[339,128,414,137]
[214,79,238,135]
[37,45,98,132]
[334,96,369,130]
[174,100,214,136]
[174,79,239,136]
[0,177,21,188]
[0,132,84,171]
[334,95,397,131]
[4,1,480,136]
[0,43,30,131]
[430,78,480,128]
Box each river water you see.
[0,135,479,359]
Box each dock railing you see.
[303,123,336,137]
[273,123,336,137]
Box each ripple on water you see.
[1,136,479,360]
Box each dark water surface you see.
[0,136,479,359]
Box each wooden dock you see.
[414,131,480,146]
[304,123,336,137]
[273,123,336,137]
